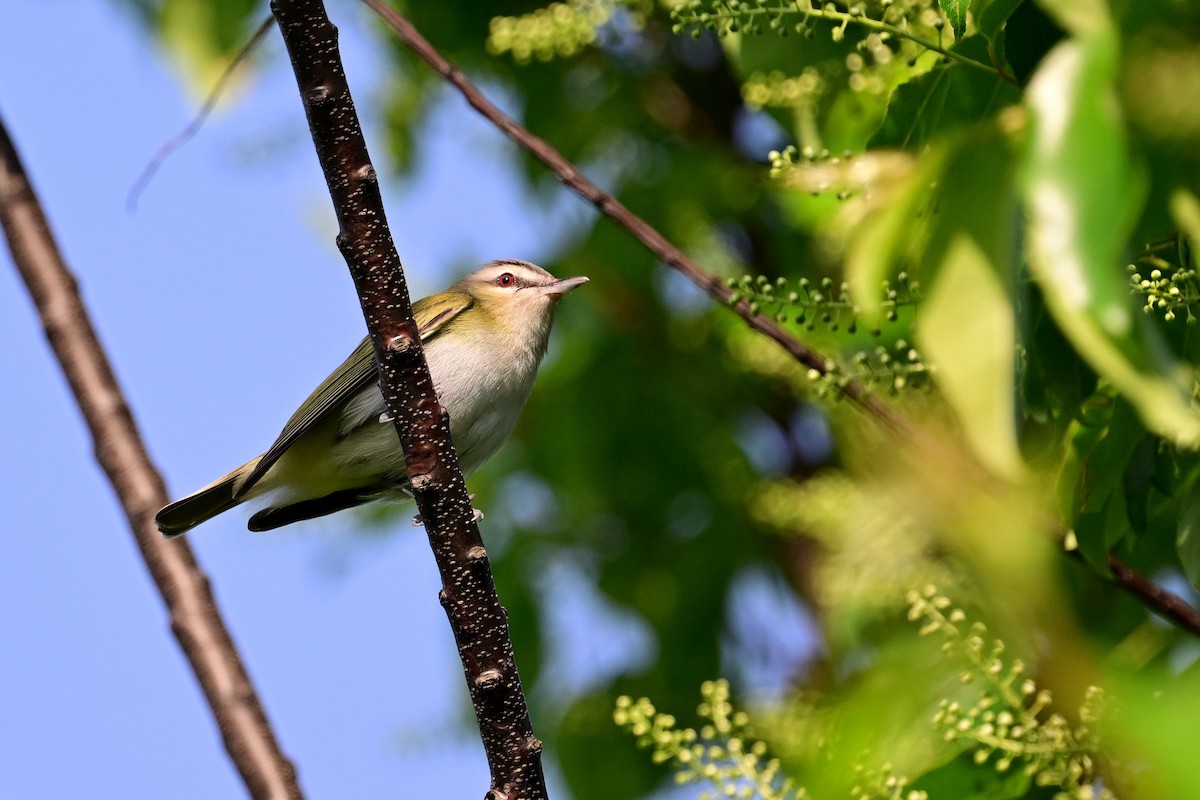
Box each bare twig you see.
[269,1,547,797]
[363,3,1200,638]
[127,15,276,211]
[0,114,304,797]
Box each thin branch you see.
[362,2,1200,638]
[268,2,547,798]
[676,3,1016,83]
[1107,555,1200,635]
[0,113,304,798]
[361,0,908,436]
[127,15,277,211]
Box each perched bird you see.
[156,259,587,537]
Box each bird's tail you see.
[156,458,261,538]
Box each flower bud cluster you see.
[673,0,950,103]
[907,587,1113,800]
[1127,261,1199,324]
[723,271,927,398]
[488,1,620,63]
[724,270,919,333]
[615,680,803,800]
[850,762,929,800]
[743,69,827,112]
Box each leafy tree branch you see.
[361,0,1200,638]
[672,0,1013,82]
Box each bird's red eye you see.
[497,272,515,287]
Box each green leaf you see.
[1178,491,1200,588]
[1074,488,1126,574]
[872,37,1020,150]
[1059,397,1147,571]
[976,0,1025,41]
[1122,437,1156,537]
[1107,670,1200,798]
[937,0,969,41]
[911,749,1031,800]
[845,147,948,321]
[1032,0,1110,36]
[1020,293,1098,441]
[1170,188,1200,245]
[1077,400,1147,515]
[1022,31,1200,447]
[1056,389,1122,518]
[900,121,1024,479]
[920,233,1024,480]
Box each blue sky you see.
[0,2,590,796]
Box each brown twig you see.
[1107,555,1200,635]
[269,1,547,797]
[363,2,1200,638]
[0,114,304,797]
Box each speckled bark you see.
[0,116,304,799]
[270,2,548,797]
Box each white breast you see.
[334,331,541,481]
[426,332,540,474]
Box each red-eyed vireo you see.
[156,260,587,537]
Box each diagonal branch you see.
[362,2,1200,638]
[1106,555,1200,634]
[361,0,907,437]
[268,2,547,798]
[0,114,304,798]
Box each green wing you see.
[234,290,473,497]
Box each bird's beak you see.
[536,275,589,296]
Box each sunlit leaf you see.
[1023,31,1200,446]
[1108,669,1200,798]
[885,118,1025,480]
[1032,0,1110,36]
[845,147,947,321]
[920,233,1024,480]
[1170,188,1200,245]
[872,38,1020,151]
[937,0,969,40]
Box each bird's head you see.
[457,259,588,344]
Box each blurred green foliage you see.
[118,0,1200,797]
